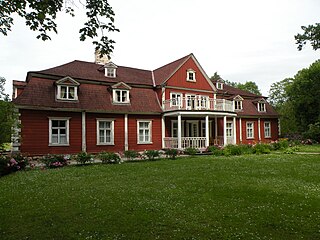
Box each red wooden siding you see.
[20,109,82,155]
[165,58,213,91]
[85,113,125,153]
[128,114,162,151]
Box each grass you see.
[1,154,320,239]
[296,144,320,153]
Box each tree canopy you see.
[0,0,119,57]
[295,23,320,51]
[225,80,262,96]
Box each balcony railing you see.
[164,137,206,149]
[163,97,234,112]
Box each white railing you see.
[163,97,234,112]
[164,137,206,149]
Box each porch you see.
[163,136,225,150]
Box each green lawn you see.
[297,144,320,153]
[1,154,320,240]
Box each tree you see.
[223,79,262,96]
[0,77,16,148]
[210,72,222,81]
[268,78,293,108]
[0,0,119,57]
[295,23,320,51]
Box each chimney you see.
[94,50,110,65]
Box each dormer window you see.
[216,82,223,90]
[257,99,267,112]
[186,69,196,82]
[111,82,131,104]
[104,62,118,78]
[233,95,243,111]
[56,77,80,101]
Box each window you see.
[246,122,254,139]
[234,100,243,110]
[113,90,129,103]
[186,69,196,82]
[170,93,182,107]
[264,121,271,138]
[216,82,223,90]
[97,119,114,145]
[200,121,212,137]
[258,102,266,112]
[137,120,152,144]
[106,68,116,78]
[57,85,77,100]
[49,118,70,146]
[226,122,233,137]
[198,96,209,109]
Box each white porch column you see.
[239,118,242,143]
[215,117,218,138]
[223,116,227,146]
[205,115,209,147]
[258,118,261,142]
[124,114,128,151]
[233,117,237,144]
[278,118,281,137]
[178,114,182,149]
[81,111,86,152]
[161,116,165,148]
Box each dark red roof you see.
[13,80,27,87]
[13,77,162,113]
[35,60,154,86]
[237,99,278,117]
[153,54,190,85]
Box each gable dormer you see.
[233,95,244,111]
[111,82,131,104]
[104,62,118,78]
[186,68,196,82]
[256,98,267,112]
[55,76,80,101]
[216,78,224,90]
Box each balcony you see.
[163,97,234,112]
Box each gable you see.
[111,81,132,90]
[55,76,80,86]
[165,56,216,92]
[233,95,244,101]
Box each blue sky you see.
[0,0,319,96]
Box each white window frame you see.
[57,85,78,101]
[48,117,70,146]
[113,89,130,103]
[170,92,183,107]
[258,102,266,112]
[96,119,115,145]
[171,120,185,137]
[226,121,233,137]
[186,69,196,82]
[200,120,212,137]
[106,68,116,78]
[198,95,209,109]
[234,100,243,110]
[137,120,152,144]
[246,122,254,139]
[264,121,271,138]
[216,82,223,90]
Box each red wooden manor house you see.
[12,53,279,155]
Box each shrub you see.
[184,147,198,156]
[165,149,178,159]
[271,139,289,150]
[99,152,121,164]
[224,145,242,156]
[124,150,139,161]
[0,153,28,177]
[253,144,271,154]
[42,154,69,168]
[304,121,320,143]
[144,150,160,161]
[75,152,93,165]
[207,146,224,156]
[0,155,9,176]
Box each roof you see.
[13,77,162,113]
[237,99,278,117]
[34,60,154,86]
[13,80,27,87]
[153,54,190,85]
[212,80,263,98]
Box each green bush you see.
[99,152,121,164]
[271,140,289,150]
[253,144,271,154]
[304,121,320,142]
[165,149,178,159]
[124,150,139,161]
[144,150,160,161]
[184,147,198,156]
[0,153,28,177]
[224,145,243,156]
[207,146,224,156]
[75,152,93,165]
[42,154,69,168]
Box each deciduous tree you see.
[0,0,119,57]
[295,23,320,51]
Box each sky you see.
[0,0,319,97]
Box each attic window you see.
[257,99,267,112]
[233,95,243,111]
[186,69,196,82]
[216,82,223,90]
[111,82,131,104]
[104,62,118,78]
[56,77,80,101]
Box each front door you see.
[186,94,196,110]
[226,121,233,144]
[186,121,199,137]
